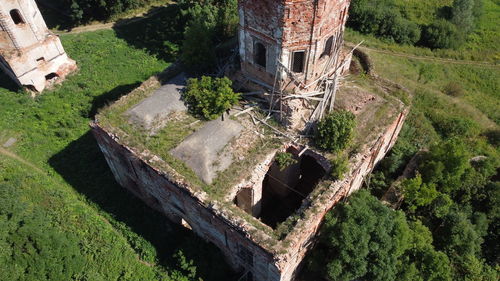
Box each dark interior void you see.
[234,188,253,215]
[259,154,325,228]
[254,42,267,68]
[10,9,25,25]
[292,51,305,73]
[45,73,59,80]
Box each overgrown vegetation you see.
[322,51,499,281]
[183,76,240,120]
[308,190,453,281]
[0,28,235,280]
[348,0,485,49]
[315,110,356,153]
[330,155,349,181]
[179,0,238,72]
[275,152,298,170]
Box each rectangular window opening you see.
[292,51,305,73]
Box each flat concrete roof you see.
[126,73,187,131]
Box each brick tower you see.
[0,0,77,92]
[238,0,353,129]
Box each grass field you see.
[0,2,498,280]
[346,0,500,62]
[0,29,235,280]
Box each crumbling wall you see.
[92,104,407,281]
[91,124,283,281]
[238,0,284,86]
[275,107,408,281]
[280,0,351,87]
[0,0,76,92]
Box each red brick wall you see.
[91,105,407,281]
[91,124,282,281]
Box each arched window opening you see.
[321,36,334,58]
[254,42,267,68]
[10,10,25,25]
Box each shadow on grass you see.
[49,131,237,281]
[113,5,186,62]
[88,82,142,118]
[0,72,21,93]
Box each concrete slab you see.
[126,73,187,131]
[170,118,244,184]
[3,137,17,148]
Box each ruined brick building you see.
[0,0,76,92]
[91,0,407,281]
[238,0,352,129]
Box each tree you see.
[181,4,218,72]
[417,138,471,194]
[421,20,460,49]
[451,0,475,34]
[398,221,452,281]
[315,110,356,153]
[183,76,240,120]
[308,190,412,281]
[401,174,439,213]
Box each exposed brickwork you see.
[91,104,408,281]
[0,0,76,93]
[239,0,351,89]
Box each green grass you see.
[368,52,500,127]
[0,29,235,280]
[393,0,453,25]
[346,0,500,62]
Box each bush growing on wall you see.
[315,110,356,153]
[183,76,240,120]
[275,152,297,171]
[330,155,349,181]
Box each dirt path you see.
[0,147,45,174]
[355,44,499,68]
[53,5,166,35]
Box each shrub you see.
[330,155,349,181]
[431,115,479,138]
[442,82,464,97]
[421,20,460,49]
[275,152,297,171]
[378,11,421,45]
[315,110,356,153]
[183,76,240,120]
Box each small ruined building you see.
[91,1,408,281]
[0,0,76,92]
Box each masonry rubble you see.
[90,1,411,281]
[0,0,76,93]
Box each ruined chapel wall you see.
[0,0,49,50]
[91,124,283,281]
[275,107,408,281]
[280,0,351,85]
[0,0,76,92]
[238,0,285,85]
